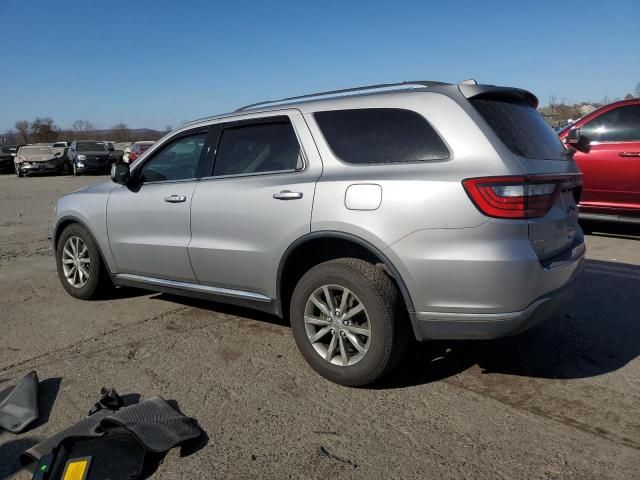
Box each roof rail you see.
[235,80,450,112]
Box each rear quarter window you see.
[314,108,449,165]
[470,98,567,160]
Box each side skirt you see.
[111,273,280,316]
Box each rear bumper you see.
[386,221,586,341]
[414,264,582,340]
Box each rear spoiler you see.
[459,84,539,109]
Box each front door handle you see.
[164,195,187,203]
[619,151,640,157]
[273,190,303,200]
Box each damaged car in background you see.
[14,145,66,176]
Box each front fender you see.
[53,184,116,272]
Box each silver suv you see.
[53,81,585,386]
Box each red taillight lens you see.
[462,175,562,219]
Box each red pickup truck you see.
[559,99,640,223]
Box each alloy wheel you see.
[61,236,91,288]
[303,284,371,366]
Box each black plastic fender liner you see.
[0,371,39,433]
[32,431,146,480]
[101,396,202,452]
[21,409,112,465]
[22,396,203,465]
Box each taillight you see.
[462,175,563,219]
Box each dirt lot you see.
[0,173,639,479]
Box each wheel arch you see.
[276,231,418,337]
[53,216,112,274]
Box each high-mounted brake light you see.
[462,175,566,219]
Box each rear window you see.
[314,108,449,165]
[470,98,567,160]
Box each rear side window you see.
[470,98,567,160]
[213,120,302,176]
[314,108,449,164]
[580,105,640,142]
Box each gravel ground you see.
[0,173,638,479]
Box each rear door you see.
[107,127,211,281]
[188,111,322,300]
[571,104,640,213]
[469,96,582,260]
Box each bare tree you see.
[634,82,640,98]
[30,117,60,143]
[15,120,30,144]
[624,93,634,100]
[71,120,95,139]
[109,123,130,142]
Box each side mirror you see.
[54,152,62,156]
[565,128,591,154]
[111,162,130,184]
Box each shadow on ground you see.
[0,437,39,480]
[580,219,640,240]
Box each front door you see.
[574,103,640,213]
[107,129,210,281]
[188,112,322,299]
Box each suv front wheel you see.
[290,258,408,387]
[55,224,111,299]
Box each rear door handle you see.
[273,190,303,200]
[164,195,187,203]
[619,152,640,157]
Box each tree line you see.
[2,118,171,145]
[540,82,640,127]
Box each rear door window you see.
[470,98,567,160]
[212,119,302,176]
[314,108,449,164]
[580,105,640,142]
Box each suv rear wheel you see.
[55,224,111,299]
[290,258,408,387]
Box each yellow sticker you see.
[61,457,91,480]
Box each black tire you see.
[290,258,409,387]
[55,223,112,300]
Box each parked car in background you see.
[53,141,70,148]
[65,140,114,175]
[112,142,133,163]
[14,145,66,176]
[559,98,640,222]
[127,141,154,164]
[0,145,23,172]
[52,80,585,386]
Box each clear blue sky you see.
[1,0,638,131]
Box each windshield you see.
[470,98,568,160]
[77,141,107,152]
[139,143,153,152]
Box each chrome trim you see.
[114,273,271,302]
